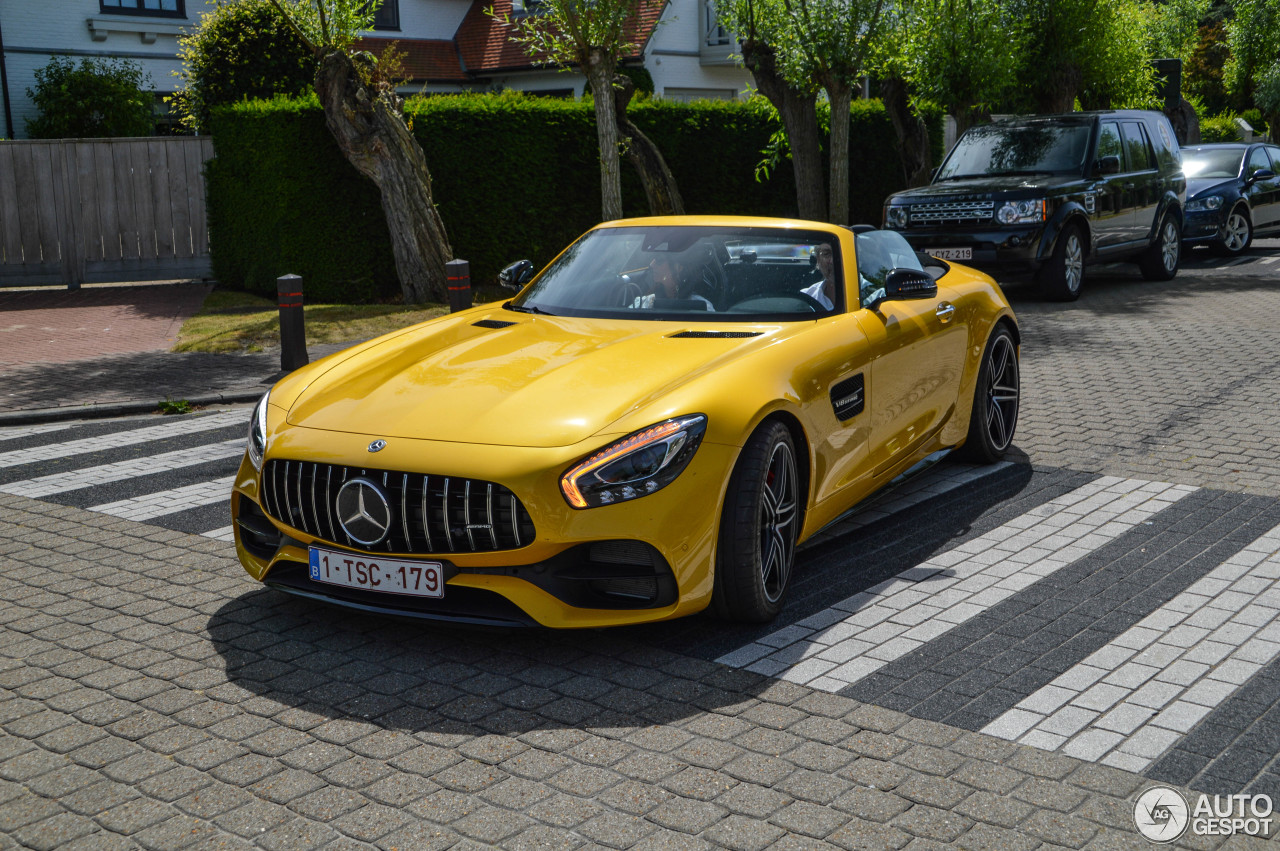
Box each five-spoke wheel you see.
[1215,206,1252,256]
[960,325,1020,463]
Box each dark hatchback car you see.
[883,110,1187,300]
[1181,142,1280,255]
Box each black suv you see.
[882,110,1186,300]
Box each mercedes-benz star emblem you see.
[368,439,387,453]
[335,478,392,546]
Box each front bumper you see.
[1182,209,1229,244]
[230,426,739,628]
[890,225,1048,277]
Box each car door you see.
[1092,121,1132,249]
[851,232,969,478]
[1251,146,1280,231]
[1121,121,1160,244]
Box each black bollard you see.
[277,274,309,372]
[446,259,472,313]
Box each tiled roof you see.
[355,37,469,82]
[455,0,666,74]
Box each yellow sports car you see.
[231,216,1019,628]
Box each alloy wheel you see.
[1064,232,1084,294]
[758,441,798,604]
[1161,220,1180,272]
[985,334,1020,451]
[1224,210,1250,253]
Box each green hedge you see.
[207,92,927,301]
[1200,113,1243,142]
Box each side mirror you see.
[1248,168,1276,183]
[1094,155,1122,176]
[498,259,534,291]
[866,268,938,310]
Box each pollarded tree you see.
[496,0,664,222]
[778,0,887,224]
[268,0,454,304]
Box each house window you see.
[704,0,731,47]
[100,0,185,17]
[372,0,400,29]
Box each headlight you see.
[561,415,707,509]
[886,205,910,228]
[1186,195,1224,212]
[247,392,269,470]
[995,199,1046,225]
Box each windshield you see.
[1182,147,1245,179]
[510,226,844,320]
[936,122,1092,180]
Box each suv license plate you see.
[927,247,972,260]
[309,547,444,598]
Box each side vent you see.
[473,319,517,329]
[668,330,763,339]
[831,373,865,421]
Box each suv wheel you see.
[1037,223,1085,301]
[1139,214,1181,281]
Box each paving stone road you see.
[2,244,1280,849]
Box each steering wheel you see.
[792,292,827,312]
[618,275,645,308]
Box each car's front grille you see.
[908,201,994,226]
[260,460,536,554]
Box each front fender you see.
[1036,202,1093,264]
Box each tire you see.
[957,324,1020,464]
[1139,214,1181,281]
[1037,223,1086,302]
[1212,205,1252,256]
[712,420,800,623]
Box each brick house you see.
[0,0,752,139]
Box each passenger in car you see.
[632,254,716,310]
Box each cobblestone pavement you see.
[0,284,212,371]
[2,245,1280,848]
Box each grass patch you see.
[173,287,456,353]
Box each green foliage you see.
[157,399,193,415]
[1144,0,1211,65]
[1200,111,1243,140]
[172,0,314,132]
[490,0,653,72]
[1253,63,1280,132]
[1224,0,1280,103]
[25,57,153,139]
[268,0,378,51]
[1185,22,1232,115]
[206,92,922,300]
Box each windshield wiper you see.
[505,302,559,316]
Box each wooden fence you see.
[0,137,215,288]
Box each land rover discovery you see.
[883,110,1186,300]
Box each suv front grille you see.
[908,201,994,226]
[260,459,536,554]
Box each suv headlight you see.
[996,199,1046,225]
[1186,195,1224,212]
[886,205,910,228]
[247,392,269,470]
[561,415,707,509]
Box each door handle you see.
[936,302,956,323]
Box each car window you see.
[1121,122,1152,170]
[855,231,924,308]
[1182,147,1246,178]
[935,121,1092,179]
[1267,147,1280,173]
[1097,123,1124,168]
[1247,147,1271,177]
[511,226,845,321]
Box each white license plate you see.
[308,547,444,598]
[927,247,972,260]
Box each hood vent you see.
[473,319,517,329]
[668,330,762,339]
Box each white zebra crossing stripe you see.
[982,520,1280,772]
[0,411,244,469]
[88,476,236,522]
[0,439,244,498]
[0,422,74,442]
[717,477,1199,691]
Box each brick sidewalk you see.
[0,284,213,371]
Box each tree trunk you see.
[1035,63,1081,114]
[586,51,623,221]
[825,79,852,225]
[313,48,452,304]
[880,75,933,188]
[740,38,826,221]
[613,74,684,216]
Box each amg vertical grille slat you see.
[260,460,535,554]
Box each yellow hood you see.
[285,312,776,448]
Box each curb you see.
[0,390,265,427]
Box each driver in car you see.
[632,254,716,311]
[801,243,836,310]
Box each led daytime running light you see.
[562,420,686,509]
